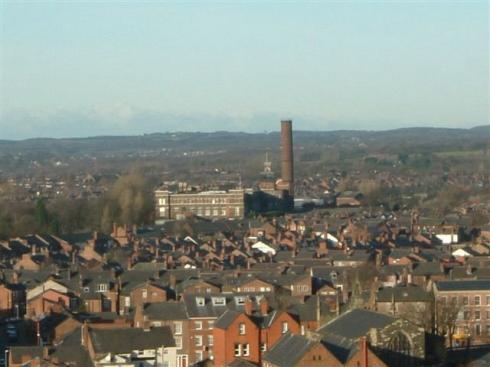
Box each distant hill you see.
[0,126,488,157]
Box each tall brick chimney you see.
[280,120,294,196]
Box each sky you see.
[0,1,488,139]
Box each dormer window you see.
[235,296,245,305]
[97,283,108,292]
[196,297,205,307]
[83,287,90,293]
[212,297,226,306]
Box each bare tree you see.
[435,298,461,348]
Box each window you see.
[239,323,246,335]
[208,335,214,346]
[487,296,490,305]
[242,344,250,357]
[194,321,203,330]
[234,344,241,357]
[196,297,205,307]
[152,321,162,327]
[142,289,147,299]
[175,336,182,349]
[387,332,412,365]
[451,296,458,305]
[463,296,469,305]
[486,324,490,335]
[476,324,481,336]
[125,296,130,307]
[235,297,245,305]
[260,343,267,352]
[195,351,203,362]
[301,325,305,335]
[208,320,214,329]
[476,311,481,320]
[464,311,470,320]
[97,283,108,292]
[174,321,182,335]
[212,297,226,306]
[195,335,202,347]
[83,287,90,293]
[475,296,481,305]
[281,321,289,334]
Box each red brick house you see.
[0,282,26,317]
[213,298,301,366]
[214,310,260,366]
[26,289,70,318]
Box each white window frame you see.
[281,321,289,334]
[242,343,250,357]
[175,336,182,349]
[97,283,108,293]
[194,321,203,330]
[174,321,182,335]
[239,323,246,335]
[195,335,203,347]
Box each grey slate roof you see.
[144,301,188,320]
[51,344,94,367]
[318,308,395,339]
[376,286,433,303]
[214,310,241,329]
[262,333,315,367]
[436,280,490,292]
[321,333,358,363]
[89,326,175,354]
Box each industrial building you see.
[155,189,245,220]
[155,120,295,220]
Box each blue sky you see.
[0,1,488,139]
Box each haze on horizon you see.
[0,1,488,140]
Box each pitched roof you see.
[143,302,188,320]
[318,308,395,339]
[214,310,242,329]
[436,280,490,292]
[262,333,316,367]
[376,286,433,303]
[88,326,175,354]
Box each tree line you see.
[0,172,155,239]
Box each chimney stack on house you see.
[260,297,269,316]
[244,298,253,316]
[359,336,368,367]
